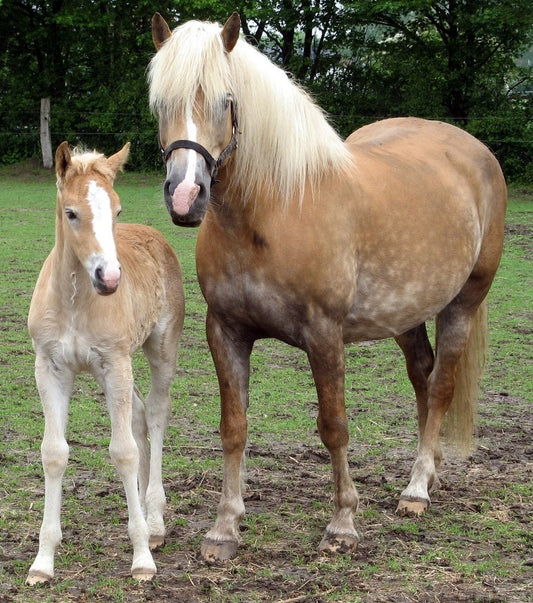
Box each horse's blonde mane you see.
[148,19,352,205]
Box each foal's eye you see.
[116,208,122,218]
[65,209,78,221]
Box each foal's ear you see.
[221,12,240,53]
[55,141,71,180]
[152,12,172,50]
[107,142,130,178]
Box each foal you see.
[26,142,184,583]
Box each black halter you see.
[159,100,238,186]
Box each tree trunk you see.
[40,98,53,169]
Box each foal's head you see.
[55,141,130,295]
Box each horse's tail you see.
[443,299,488,456]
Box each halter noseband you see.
[159,100,238,186]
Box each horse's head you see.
[55,141,130,295]
[149,13,240,227]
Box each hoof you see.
[26,571,52,586]
[318,532,359,554]
[131,567,156,582]
[396,497,430,517]
[201,537,239,563]
[149,535,165,550]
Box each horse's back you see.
[345,117,506,239]
[347,117,505,194]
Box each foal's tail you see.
[444,299,488,456]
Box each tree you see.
[1,1,532,181]
[352,0,533,122]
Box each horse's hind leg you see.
[394,323,440,515]
[397,290,487,517]
[27,359,74,585]
[395,323,435,450]
[141,315,180,548]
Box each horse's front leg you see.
[201,311,253,562]
[27,357,74,585]
[103,359,155,580]
[307,327,360,554]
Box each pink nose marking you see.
[172,181,200,215]
[102,267,121,291]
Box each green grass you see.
[0,162,531,602]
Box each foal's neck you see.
[51,215,96,306]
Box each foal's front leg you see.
[201,311,252,562]
[104,359,156,580]
[27,357,74,585]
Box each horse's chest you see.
[33,315,130,374]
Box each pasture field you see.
[0,161,531,602]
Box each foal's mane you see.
[148,19,352,205]
[60,148,116,185]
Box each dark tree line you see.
[1,0,532,180]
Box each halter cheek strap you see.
[159,101,238,186]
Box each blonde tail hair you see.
[443,299,488,456]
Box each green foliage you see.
[0,1,532,181]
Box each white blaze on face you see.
[171,106,201,215]
[184,107,198,182]
[86,180,121,288]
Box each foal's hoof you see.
[131,567,156,582]
[396,497,430,517]
[201,538,239,563]
[26,571,52,586]
[149,534,165,550]
[318,532,359,554]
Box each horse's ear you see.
[107,142,130,178]
[221,12,240,53]
[152,13,172,50]
[55,141,71,180]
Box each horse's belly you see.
[343,270,466,341]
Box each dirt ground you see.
[2,391,531,603]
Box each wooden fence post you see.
[40,98,53,168]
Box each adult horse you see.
[148,13,507,561]
[27,142,184,583]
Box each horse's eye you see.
[65,208,78,221]
[116,208,122,218]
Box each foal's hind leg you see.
[104,358,156,580]
[141,317,180,549]
[396,296,484,517]
[132,385,149,512]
